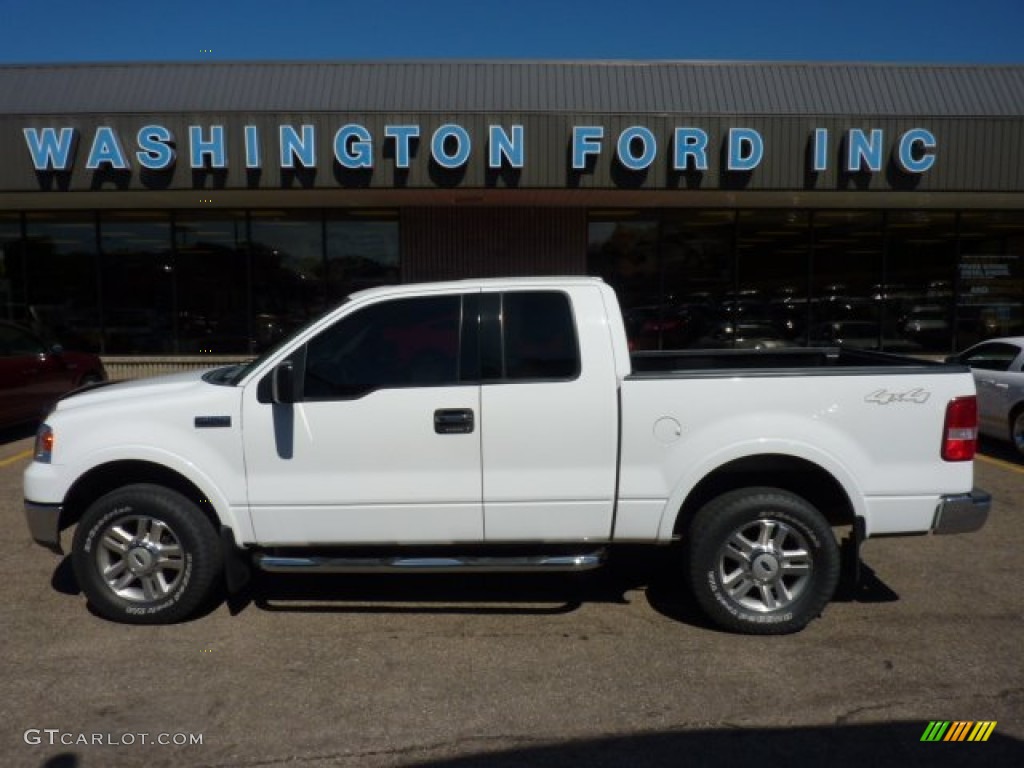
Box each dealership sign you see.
[21,123,937,179]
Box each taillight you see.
[942,396,978,462]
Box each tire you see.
[71,484,222,624]
[687,487,840,635]
[1011,408,1024,458]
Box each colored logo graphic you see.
[921,721,997,742]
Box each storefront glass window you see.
[956,211,1024,349]
[175,211,250,354]
[23,212,100,352]
[325,213,400,304]
[100,212,173,354]
[0,214,24,324]
[809,210,884,349]
[586,218,659,347]
[249,211,325,350]
[886,211,957,354]
[661,211,735,349]
[737,210,810,347]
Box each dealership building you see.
[0,60,1022,369]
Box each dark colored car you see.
[0,322,106,428]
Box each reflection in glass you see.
[175,211,250,354]
[0,213,24,324]
[587,219,659,347]
[886,211,957,354]
[810,211,884,350]
[100,212,173,354]
[661,211,734,349]
[325,214,399,303]
[737,210,810,346]
[249,211,325,351]
[23,212,100,352]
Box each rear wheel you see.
[1012,408,1024,457]
[72,484,222,624]
[687,487,840,635]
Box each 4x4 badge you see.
[865,388,931,405]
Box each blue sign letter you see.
[86,126,129,170]
[727,128,763,172]
[189,125,227,169]
[23,127,76,171]
[847,129,884,172]
[673,128,708,171]
[244,126,261,169]
[617,126,656,171]
[334,124,374,169]
[136,125,174,170]
[385,125,420,169]
[812,128,829,172]
[280,125,317,168]
[489,125,524,169]
[897,128,936,173]
[431,124,471,169]
[572,126,604,170]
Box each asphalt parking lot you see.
[1,431,1022,768]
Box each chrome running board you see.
[253,550,607,574]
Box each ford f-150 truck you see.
[24,277,990,634]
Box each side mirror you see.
[271,360,297,404]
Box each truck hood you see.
[52,368,222,413]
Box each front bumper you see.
[933,489,991,535]
[25,500,63,554]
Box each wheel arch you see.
[61,460,223,537]
[671,453,858,541]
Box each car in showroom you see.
[947,337,1024,457]
[0,322,107,429]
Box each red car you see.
[0,322,106,428]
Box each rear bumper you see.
[933,489,991,535]
[24,500,63,554]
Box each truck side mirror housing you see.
[272,360,297,404]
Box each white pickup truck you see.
[24,277,990,634]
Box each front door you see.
[242,293,483,545]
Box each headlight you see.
[34,424,54,464]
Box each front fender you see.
[26,445,254,546]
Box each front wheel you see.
[71,484,222,624]
[687,487,840,635]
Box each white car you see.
[950,337,1024,456]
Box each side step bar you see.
[253,550,607,574]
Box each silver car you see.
[949,337,1024,457]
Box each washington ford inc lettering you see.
[20,124,938,177]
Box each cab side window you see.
[304,296,462,399]
[481,291,580,382]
